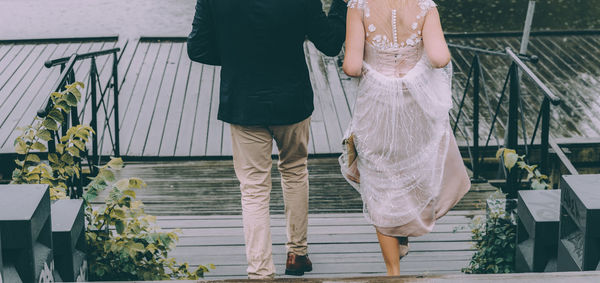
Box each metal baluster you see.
[90,57,99,175]
[505,63,521,197]
[541,97,551,175]
[471,54,486,183]
[112,52,121,157]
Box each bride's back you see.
[348,0,438,77]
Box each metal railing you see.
[448,43,576,197]
[38,47,121,198]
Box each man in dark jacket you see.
[187,0,347,279]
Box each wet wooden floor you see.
[90,157,493,279]
[1,32,600,157]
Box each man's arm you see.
[305,0,348,57]
[187,0,221,66]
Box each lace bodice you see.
[348,0,437,77]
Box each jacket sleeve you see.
[187,0,221,66]
[305,0,348,57]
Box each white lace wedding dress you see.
[341,0,471,237]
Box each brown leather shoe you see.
[285,252,313,276]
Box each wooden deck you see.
[88,157,495,279]
[1,32,600,157]
[160,212,479,279]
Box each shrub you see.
[11,83,211,280]
[463,148,551,274]
[462,191,517,274]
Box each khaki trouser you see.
[230,117,311,279]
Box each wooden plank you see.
[0,44,14,68]
[88,41,121,157]
[127,42,172,156]
[174,232,472,247]
[167,250,474,265]
[307,42,341,152]
[205,67,223,156]
[324,56,353,132]
[159,43,191,156]
[99,40,138,156]
[143,42,183,156]
[304,43,330,154]
[501,37,596,137]
[119,42,160,155]
[176,62,203,156]
[0,44,58,146]
[0,42,92,153]
[532,37,600,133]
[189,63,214,156]
[0,44,46,109]
[0,44,26,81]
[176,261,470,277]
[76,41,107,129]
[166,222,470,237]
[105,41,148,155]
[170,241,473,258]
[222,122,233,156]
[154,215,473,228]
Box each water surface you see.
[324,0,600,32]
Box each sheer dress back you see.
[341,0,464,232]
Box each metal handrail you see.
[37,54,77,118]
[448,43,538,62]
[549,140,579,175]
[38,47,122,198]
[505,47,561,105]
[449,43,573,197]
[44,48,121,68]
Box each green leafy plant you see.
[11,82,90,199]
[11,83,212,280]
[84,159,212,280]
[463,191,517,274]
[496,148,551,190]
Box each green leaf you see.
[123,189,136,199]
[115,220,125,234]
[48,109,64,123]
[42,118,59,131]
[31,142,47,151]
[15,140,27,154]
[99,169,115,182]
[129,178,145,189]
[38,129,52,141]
[503,150,518,171]
[73,140,86,151]
[48,153,59,164]
[106,157,124,169]
[66,146,80,157]
[61,153,74,165]
[25,154,41,163]
[56,143,65,154]
[65,93,78,107]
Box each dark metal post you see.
[471,54,486,183]
[90,57,99,174]
[505,63,521,197]
[541,97,551,175]
[112,52,121,157]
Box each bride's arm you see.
[342,6,365,77]
[422,8,451,68]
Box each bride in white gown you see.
[341,0,471,275]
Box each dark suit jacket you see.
[187,0,347,126]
